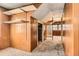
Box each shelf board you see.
[52,21,65,25]
[3,20,29,24]
[3,8,24,15]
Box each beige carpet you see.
[0,39,64,56]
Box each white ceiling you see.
[48,3,65,11]
[0,3,31,9]
[0,3,65,22]
[32,3,65,21]
[32,4,50,20]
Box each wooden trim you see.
[52,21,65,25]
[3,8,24,15]
[3,20,29,24]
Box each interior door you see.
[31,18,37,51]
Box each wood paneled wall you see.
[63,3,79,56]
[0,7,10,49]
[73,3,79,56]
[10,12,37,52]
[10,12,28,51]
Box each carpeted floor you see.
[0,39,64,56]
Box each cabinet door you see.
[0,24,10,49]
[31,19,37,51]
[11,23,27,51]
[0,8,10,49]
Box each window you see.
[52,25,57,30]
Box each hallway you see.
[0,3,77,56]
[0,39,64,56]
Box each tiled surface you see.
[0,39,64,56]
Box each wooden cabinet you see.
[63,3,74,56]
[31,17,37,51]
[10,13,27,51]
[11,23,28,51]
[63,3,79,56]
[10,12,37,52]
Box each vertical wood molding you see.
[44,24,48,40]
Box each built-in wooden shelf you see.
[3,8,24,15]
[3,5,37,15]
[3,20,29,24]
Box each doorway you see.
[38,23,43,44]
